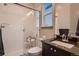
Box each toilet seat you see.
[28,47,42,54]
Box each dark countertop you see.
[42,38,79,56]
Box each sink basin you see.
[51,40,74,49]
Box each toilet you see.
[28,47,42,56]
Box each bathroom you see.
[0,3,79,56]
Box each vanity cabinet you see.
[42,42,72,56]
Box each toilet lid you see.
[28,47,42,53]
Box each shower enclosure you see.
[23,8,41,55]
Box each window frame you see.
[41,3,53,27]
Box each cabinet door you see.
[53,47,71,56]
[42,43,54,56]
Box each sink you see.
[51,40,74,49]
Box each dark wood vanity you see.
[42,38,79,56]
[42,41,71,56]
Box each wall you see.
[0,4,31,55]
[54,3,71,35]
[70,4,79,33]
[56,4,70,30]
[40,28,55,39]
[55,3,79,35]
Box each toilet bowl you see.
[28,47,42,56]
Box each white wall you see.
[0,4,30,55]
[70,4,79,33]
[55,4,70,35]
[56,3,79,34]
[56,4,70,29]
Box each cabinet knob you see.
[50,48,53,50]
[54,49,56,52]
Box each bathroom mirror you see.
[41,3,55,27]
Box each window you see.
[42,3,53,27]
[44,13,52,26]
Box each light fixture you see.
[27,10,34,16]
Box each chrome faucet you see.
[62,34,69,42]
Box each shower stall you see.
[22,7,42,55]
